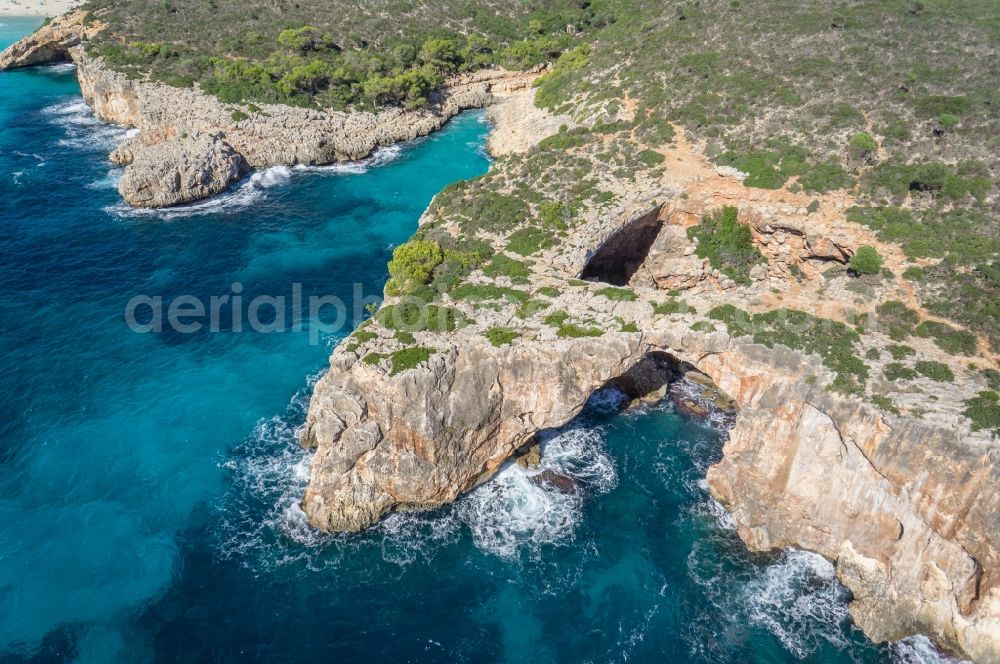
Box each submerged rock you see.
[531,470,579,494]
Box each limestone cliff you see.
[0,10,99,70]
[300,116,1000,661]
[0,17,542,207]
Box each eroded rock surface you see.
[118,132,246,208]
[0,20,544,208]
[299,115,1000,660]
[0,10,99,70]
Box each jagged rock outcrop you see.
[303,315,1000,661]
[299,115,1000,659]
[0,10,99,70]
[118,132,246,208]
[301,332,688,531]
[702,345,1000,663]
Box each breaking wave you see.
[743,549,853,657]
[891,635,971,663]
[43,98,127,152]
[106,145,405,220]
[219,385,619,569]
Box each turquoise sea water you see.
[0,17,950,663]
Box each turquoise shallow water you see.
[0,16,949,663]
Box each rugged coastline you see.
[4,9,1000,663]
[298,121,1000,660]
[0,11,544,207]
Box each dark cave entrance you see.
[579,205,664,286]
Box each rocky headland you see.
[4,8,999,663]
[0,11,543,207]
[299,115,1000,660]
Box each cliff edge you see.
[0,13,542,208]
[300,116,1000,660]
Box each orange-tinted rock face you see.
[701,346,1000,662]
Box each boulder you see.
[118,133,246,208]
[531,470,579,494]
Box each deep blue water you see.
[0,16,949,664]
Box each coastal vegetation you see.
[688,206,763,285]
[81,0,608,109]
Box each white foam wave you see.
[891,635,971,664]
[44,62,76,73]
[585,386,628,414]
[251,164,292,188]
[44,97,128,152]
[108,142,406,219]
[457,424,617,559]
[744,549,852,657]
[293,144,403,176]
[105,163,295,220]
[691,483,737,531]
[86,169,122,190]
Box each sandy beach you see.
[0,0,82,17]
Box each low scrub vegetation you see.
[688,206,763,285]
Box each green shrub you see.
[884,362,917,381]
[638,149,665,166]
[387,240,443,294]
[231,109,249,121]
[939,113,960,129]
[875,301,918,340]
[902,266,925,280]
[484,326,519,347]
[871,394,900,415]
[690,320,716,332]
[596,287,637,301]
[716,150,787,189]
[543,310,570,327]
[389,346,434,375]
[506,227,554,256]
[362,352,383,365]
[914,321,978,355]
[964,391,1000,433]
[556,323,603,338]
[983,369,1000,391]
[466,192,530,231]
[537,286,560,298]
[799,160,853,193]
[449,283,527,303]
[482,255,532,283]
[345,328,378,352]
[886,344,915,360]
[848,131,877,161]
[620,321,639,333]
[688,206,764,284]
[394,330,415,344]
[376,302,463,333]
[866,348,881,360]
[654,299,695,315]
[849,246,883,275]
[515,299,550,319]
[915,360,955,382]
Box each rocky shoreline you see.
[4,10,999,663]
[0,11,544,207]
[298,122,999,660]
